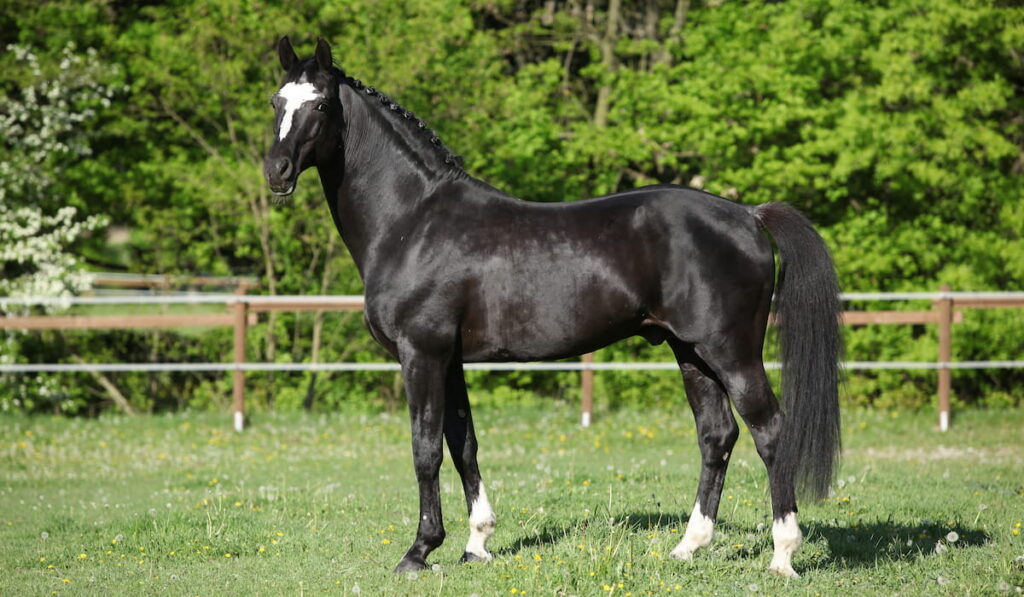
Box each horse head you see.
[264,36,343,197]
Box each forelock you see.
[282,58,339,99]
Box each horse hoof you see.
[669,549,695,561]
[768,565,800,579]
[460,551,493,564]
[393,558,428,574]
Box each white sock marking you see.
[276,82,321,141]
[670,501,714,560]
[465,483,496,560]
[768,512,802,578]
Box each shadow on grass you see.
[495,511,992,571]
[495,510,689,556]
[804,519,990,569]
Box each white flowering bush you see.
[0,204,103,299]
[1,43,117,412]
[1,42,115,301]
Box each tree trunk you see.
[593,0,621,129]
[655,0,690,66]
[303,232,338,411]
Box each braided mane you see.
[336,69,463,170]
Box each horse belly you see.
[459,259,645,362]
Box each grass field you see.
[2,403,1022,596]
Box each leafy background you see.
[1,0,1022,414]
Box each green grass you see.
[2,404,1022,596]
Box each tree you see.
[0,42,116,412]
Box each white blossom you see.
[1,43,118,412]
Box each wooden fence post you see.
[581,352,594,427]
[232,285,249,432]
[936,284,953,432]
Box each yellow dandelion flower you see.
[533,554,542,560]
[62,579,71,584]
[78,553,87,559]
[259,547,266,553]
[224,553,232,558]
[382,539,391,544]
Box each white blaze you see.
[768,512,802,578]
[277,82,321,141]
[670,501,715,560]
[465,483,496,560]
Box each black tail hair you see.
[752,202,842,500]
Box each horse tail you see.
[751,202,842,499]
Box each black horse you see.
[264,37,841,577]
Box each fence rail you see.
[3,287,1023,432]
[3,360,1024,373]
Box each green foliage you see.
[3,0,1022,413]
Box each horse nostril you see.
[276,158,293,179]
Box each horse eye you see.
[316,103,328,112]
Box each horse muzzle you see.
[264,155,297,196]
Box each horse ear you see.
[315,37,333,71]
[278,36,298,71]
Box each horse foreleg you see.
[669,354,738,561]
[394,350,449,573]
[442,360,496,563]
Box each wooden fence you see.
[2,282,1023,432]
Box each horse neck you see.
[318,84,459,278]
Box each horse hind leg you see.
[668,340,739,561]
[701,346,802,578]
[442,360,496,563]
